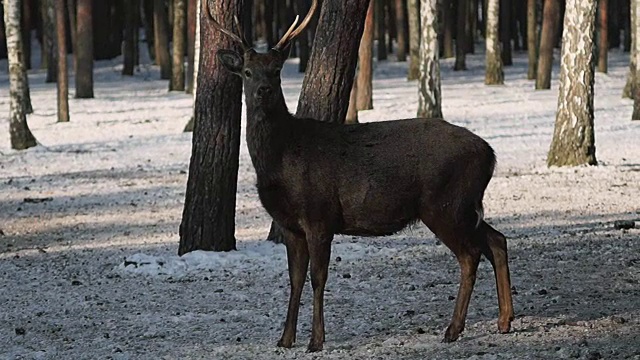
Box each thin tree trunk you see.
[598,0,608,72]
[536,0,560,89]
[417,0,442,118]
[527,0,538,80]
[170,0,186,90]
[394,0,407,61]
[56,0,69,122]
[485,0,503,85]
[184,0,200,132]
[67,0,77,67]
[454,0,467,70]
[632,0,640,119]
[376,0,388,60]
[407,0,420,80]
[346,79,359,123]
[4,0,37,150]
[143,0,155,62]
[76,0,93,97]
[44,0,56,82]
[547,0,597,166]
[186,0,196,92]
[442,0,454,58]
[356,0,374,110]
[123,0,136,76]
[22,0,32,69]
[624,1,636,98]
[179,0,245,254]
[154,0,171,79]
[500,0,512,65]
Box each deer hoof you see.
[442,324,462,343]
[306,340,323,352]
[498,318,512,334]
[277,337,294,349]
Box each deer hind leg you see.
[305,233,333,352]
[477,221,514,333]
[277,229,309,349]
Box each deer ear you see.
[217,50,243,75]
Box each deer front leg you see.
[277,231,309,348]
[306,236,332,352]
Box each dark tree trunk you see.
[154,0,171,79]
[442,0,454,58]
[186,0,196,92]
[264,0,275,48]
[609,0,619,49]
[598,0,608,73]
[454,0,467,70]
[179,0,245,254]
[467,0,476,54]
[356,0,374,110]
[75,0,93,97]
[536,0,560,89]
[22,0,32,69]
[376,0,387,60]
[44,0,57,82]
[123,0,137,76]
[243,0,253,46]
[527,0,537,80]
[67,0,76,65]
[394,0,406,61]
[143,0,155,62]
[170,0,185,90]
[267,0,371,244]
[296,0,311,72]
[93,0,122,60]
[56,0,69,122]
[500,0,512,66]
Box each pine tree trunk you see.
[154,0,171,79]
[376,0,388,60]
[143,0,155,62]
[22,0,32,69]
[407,0,420,80]
[267,0,371,244]
[485,0,503,85]
[536,0,560,89]
[123,0,136,76]
[296,0,311,72]
[632,0,640,119]
[454,0,467,70]
[500,0,512,65]
[598,0,608,73]
[56,0,69,122]
[170,0,185,90]
[442,0,454,58]
[44,0,56,83]
[76,0,93,97]
[547,0,597,166]
[183,0,200,132]
[356,0,374,111]
[394,0,407,61]
[186,0,196,93]
[4,0,37,150]
[417,0,442,118]
[67,0,77,67]
[623,1,636,98]
[179,0,245,254]
[527,0,537,80]
[346,79,359,124]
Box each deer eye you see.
[244,69,252,78]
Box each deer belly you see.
[339,189,419,236]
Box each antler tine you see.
[273,0,319,51]
[205,2,251,52]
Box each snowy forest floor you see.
[1,49,640,360]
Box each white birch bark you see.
[547,0,597,166]
[485,0,503,85]
[417,0,442,118]
[4,0,37,150]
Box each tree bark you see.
[623,0,636,98]
[394,0,407,61]
[154,0,171,79]
[376,0,387,60]
[632,0,640,119]
[179,0,245,254]
[22,0,32,69]
[356,0,374,111]
[407,0,420,80]
[267,0,371,244]
[346,79,359,124]
[67,0,76,66]
[296,0,312,72]
[417,0,442,118]
[454,0,467,70]
[55,0,69,122]
[143,0,155,62]
[485,0,503,85]
[536,0,560,89]
[527,0,537,80]
[186,0,196,93]
[598,0,608,73]
[547,0,597,167]
[170,0,186,90]
[4,0,37,150]
[76,0,93,97]
[183,0,201,132]
[44,0,56,82]
[123,0,136,76]
[500,0,512,65]
[442,0,454,58]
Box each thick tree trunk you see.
[527,0,538,80]
[186,0,196,93]
[170,0,186,90]
[547,0,597,167]
[407,0,420,80]
[454,0,467,70]
[623,1,636,98]
[123,0,136,76]
[376,0,388,60]
[536,0,560,89]
[4,0,37,150]
[55,0,69,122]
[267,0,371,244]
[179,0,245,254]
[500,0,512,66]
[485,0,503,85]
[417,0,442,118]
[394,0,407,61]
[356,0,374,111]
[76,0,93,97]
[154,0,171,79]
[598,0,608,73]
[632,0,640,119]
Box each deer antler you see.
[273,0,319,51]
[205,1,252,52]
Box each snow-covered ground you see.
[1,46,639,359]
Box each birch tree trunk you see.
[547,0,597,166]
[632,0,640,120]
[527,0,537,80]
[55,0,69,122]
[170,0,186,91]
[623,1,636,99]
[4,0,37,150]
[407,0,420,80]
[417,0,442,118]
[485,0,503,85]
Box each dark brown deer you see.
[209,1,514,352]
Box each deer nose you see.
[257,86,272,98]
